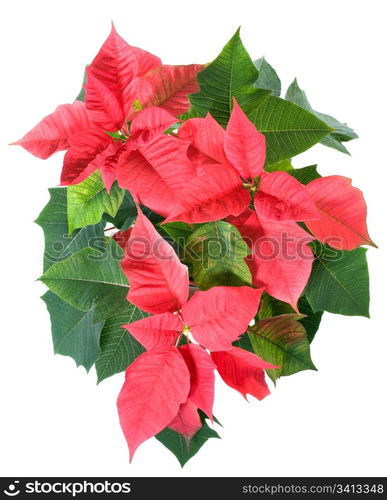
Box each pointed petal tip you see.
[159,216,171,225]
[368,239,378,249]
[129,450,136,464]
[135,203,143,216]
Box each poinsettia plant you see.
[12,24,374,466]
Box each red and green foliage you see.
[13,24,374,465]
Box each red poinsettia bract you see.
[12,23,203,192]
[13,26,375,464]
[117,208,275,459]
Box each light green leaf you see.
[284,78,310,108]
[40,238,129,323]
[95,302,148,383]
[156,412,220,467]
[257,293,294,319]
[264,159,294,173]
[285,79,358,154]
[287,164,321,184]
[254,57,281,96]
[67,170,124,234]
[249,314,316,382]
[35,188,105,272]
[304,241,370,317]
[189,28,270,127]
[248,95,332,164]
[185,221,251,290]
[42,291,104,372]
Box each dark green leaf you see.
[185,221,251,290]
[249,314,316,382]
[189,28,270,126]
[67,171,124,233]
[254,57,281,96]
[42,291,104,371]
[248,95,332,164]
[285,79,357,154]
[298,296,323,343]
[40,238,129,323]
[287,164,321,184]
[103,190,137,231]
[141,206,165,225]
[304,241,370,317]
[95,302,148,383]
[156,413,220,467]
[35,188,105,272]
[233,332,254,352]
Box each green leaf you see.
[254,57,281,96]
[156,413,220,467]
[314,109,358,141]
[103,190,137,231]
[298,296,323,343]
[248,94,332,164]
[42,291,104,371]
[161,221,201,245]
[304,241,370,317]
[233,332,254,352]
[67,170,124,234]
[74,66,88,102]
[35,188,105,272]
[185,221,251,290]
[95,302,148,383]
[40,238,129,323]
[285,79,357,154]
[249,314,316,382]
[189,28,270,127]
[264,159,294,173]
[256,293,323,343]
[287,164,321,184]
[257,293,294,319]
[141,206,165,225]
[284,78,310,108]
[319,135,350,155]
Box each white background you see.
[1,0,386,477]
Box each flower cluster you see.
[14,24,373,464]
